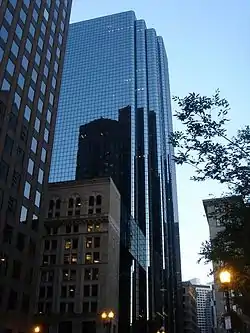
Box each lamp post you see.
[219,270,232,332]
[101,310,115,333]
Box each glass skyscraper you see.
[50,11,182,333]
[0,1,72,332]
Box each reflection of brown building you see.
[35,178,120,333]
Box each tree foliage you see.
[170,90,250,318]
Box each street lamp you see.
[33,326,41,333]
[219,269,232,332]
[101,311,115,333]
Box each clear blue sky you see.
[70,0,250,283]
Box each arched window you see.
[96,195,102,206]
[68,198,74,209]
[56,199,61,210]
[89,196,94,206]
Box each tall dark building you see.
[49,11,182,333]
[0,1,72,332]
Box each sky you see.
[70,0,250,283]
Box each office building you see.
[203,196,241,332]
[35,178,120,333]
[0,1,72,332]
[49,11,182,333]
[192,283,215,333]
[183,281,198,333]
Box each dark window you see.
[47,286,53,298]
[96,208,101,214]
[8,196,17,213]
[43,255,49,265]
[55,211,60,217]
[48,271,54,282]
[21,294,30,313]
[49,200,54,210]
[20,125,28,142]
[50,255,56,264]
[84,285,90,297]
[93,252,100,263]
[44,240,50,250]
[73,225,79,233]
[12,260,21,279]
[61,286,67,298]
[69,286,75,297]
[8,112,17,131]
[8,289,17,310]
[4,135,13,155]
[16,146,24,165]
[66,225,71,233]
[84,269,91,281]
[89,196,94,206]
[3,224,13,243]
[88,209,93,215]
[96,195,102,205]
[12,170,21,189]
[51,240,57,249]
[92,285,98,297]
[75,209,80,216]
[72,239,78,249]
[56,199,61,209]
[83,301,89,313]
[68,198,74,208]
[76,197,81,207]
[45,302,51,314]
[39,287,45,298]
[68,302,74,313]
[92,268,99,280]
[29,239,36,256]
[67,210,73,216]
[90,301,97,313]
[16,233,25,251]
[0,159,9,181]
[38,302,43,314]
[94,237,100,248]
[60,303,66,313]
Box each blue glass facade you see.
[50,11,182,333]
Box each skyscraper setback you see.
[50,11,182,332]
[0,1,72,332]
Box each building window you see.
[93,252,100,263]
[86,238,92,248]
[46,110,52,123]
[38,169,44,184]
[35,117,40,132]
[24,105,31,121]
[89,196,94,206]
[22,55,29,71]
[11,40,19,57]
[84,285,90,297]
[62,269,76,281]
[20,8,27,24]
[41,148,47,162]
[29,22,35,37]
[0,25,8,42]
[27,159,34,176]
[85,253,92,264]
[28,86,35,102]
[96,195,102,205]
[5,8,14,25]
[20,206,28,222]
[35,191,41,207]
[2,78,10,91]
[31,137,37,153]
[14,92,21,109]
[7,59,15,76]
[92,284,98,297]
[41,81,46,95]
[82,302,89,313]
[91,301,97,313]
[94,237,100,248]
[24,181,31,199]
[18,73,25,89]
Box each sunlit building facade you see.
[50,11,182,333]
